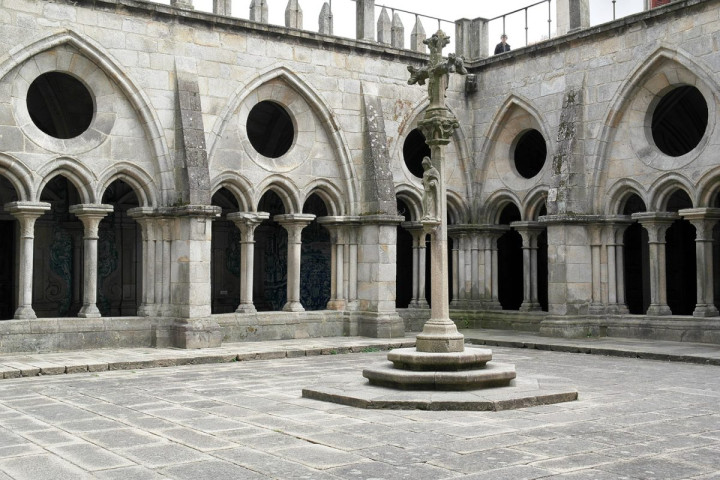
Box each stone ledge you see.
[302,376,577,411]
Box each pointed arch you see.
[0,153,34,201]
[37,157,96,203]
[446,190,469,225]
[483,190,523,224]
[392,98,473,201]
[255,175,301,213]
[0,30,173,203]
[604,178,648,215]
[302,179,345,217]
[524,187,548,221]
[697,166,720,208]
[395,185,422,222]
[211,172,253,212]
[591,46,720,211]
[209,66,358,215]
[648,174,695,211]
[97,162,159,208]
[477,94,553,180]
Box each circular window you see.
[651,86,708,157]
[514,129,547,179]
[246,101,294,158]
[26,72,94,139]
[403,129,431,178]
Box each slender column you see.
[228,212,269,313]
[450,235,460,307]
[680,208,720,317]
[588,224,604,314]
[349,234,358,304]
[320,221,347,310]
[457,233,468,307]
[128,208,157,316]
[470,233,480,307]
[5,202,51,319]
[480,228,506,310]
[160,218,172,308]
[604,217,632,314]
[154,221,163,311]
[69,204,114,318]
[634,212,677,316]
[404,223,427,308]
[275,214,315,312]
[514,222,544,312]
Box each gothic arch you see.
[302,179,345,216]
[255,176,301,213]
[395,186,422,222]
[97,163,158,208]
[649,174,695,211]
[208,66,358,215]
[0,30,173,203]
[477,94,553,186]
[37,157,96,203]
[0,153,34,201]
[591,46,720,212]
[483,190,523,224]
[446,190,468,225]
[392,98,473,201]
[524,188,548,221]
[604,178,648,215]
[211,172,253,212]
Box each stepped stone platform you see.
[303,344,578,410]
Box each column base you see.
[416,319,465,353]
[693,305,720,317]
[235,304,257,314]
[606,304,629,315]
[137,304,156,317]
[78,305,101,318]
[172,318,222,349]
[588,303,605,315]
[408,300,429,309]
[326,299,346,311]
[484,300,502,310]
[13,305,37,320]
[519,302,543,312]
[646,304,672,316]
[282,301,305,312]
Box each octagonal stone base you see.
[387,347,492,371]
[363,361,516,390]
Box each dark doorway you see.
[99,180,140,316]
[498,204,523,310]
[211,188,240,314]
[301,194,331,310]
[622,194,649,314]
[538,229,549,312]
[396,199,413,308]
[256,191,287,311]
[665,189,695,315]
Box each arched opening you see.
[98,180,140,316]
[255,191,287,311]
[497,204,522,310]
[210,188,240,314]
[395,199,413,308]
[36,176,84,317]
[27,72,94,139]
[403,129,431,178]
[665,189,695,315]
[0,176,19,319]
[246,101,294,158]
[513,129,547,179]
[301,194,331,310]
[623,194,649,314]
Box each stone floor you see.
[0,337,719,478]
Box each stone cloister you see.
[0,0,719,352]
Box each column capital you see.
[275,214,315,243]
[511,221,545,246]
[679,208,720,241]
[632,212,679,243]
[228,211,270,241]
[603,215,634,244]
[69,204,114,239]
[4,201,51,216]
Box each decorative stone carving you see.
[420,157,440,224]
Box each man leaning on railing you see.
[494,34,511,54]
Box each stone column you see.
[5,202,51,320]
[128,207,157,316]
[356,0,375,41]
[513,222,544,312]
[213,0,231,15]
[275,214,315,312]
[556,0,590,36]
[479,227,507,310]
[319,216,355,311]
[469,231,481,308]
[449,234,460,308]
[680,208,720,317]
[228,212,269,313]
[69,204,114,318]
[347,221,360,309]
[249,0,268,23]
[604,216,632,314]
[455,17,489,60]
[588,223,604,314]
[634,212,677,316]
[404,222,428,309]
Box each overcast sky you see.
[160,0,645,54]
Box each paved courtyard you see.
[0,346,719,479]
